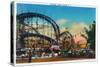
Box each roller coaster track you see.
[20,32,59,45]
[17,12,60,40]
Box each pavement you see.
[16,57,95,63]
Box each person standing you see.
[28,49,32,63]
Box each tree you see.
[84,21,96,51]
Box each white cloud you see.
[69,22,89,35]
[56,19,68,25]
[56,18,69,30]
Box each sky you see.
[17,3,96,35]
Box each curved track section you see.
[20,32,59,46]
[17,12,60,40]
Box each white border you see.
[13,1,97,66]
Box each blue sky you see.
[17,3,96,29]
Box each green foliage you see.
[84,21,96,51]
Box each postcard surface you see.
[11,1,96,65]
